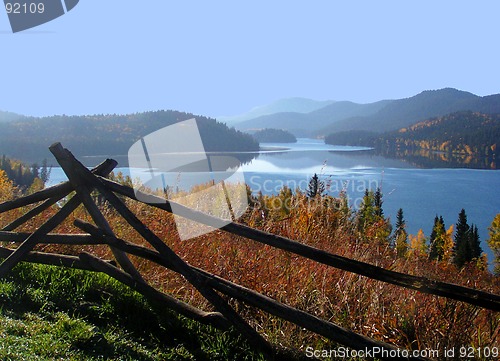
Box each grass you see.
[1,178,499,360]
[0,261,266,361]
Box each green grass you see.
[0,261,266,361]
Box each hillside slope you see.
[0,110,259,164]
[325,111,500,168]
[218,97,335,125]
[235,88,500,137]
[320,88,500,134]
[236,100,392,136]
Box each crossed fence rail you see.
[0,143,498,360]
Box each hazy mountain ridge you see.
[218,97,335,125]
[321,88,500,134]
[236,100,392,136]
[231,88,500,137]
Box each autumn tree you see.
[0,169,14,201]
[409,229,427,257]
[487,213,500,275]
[429,216,446,261]
[357,189,391,242]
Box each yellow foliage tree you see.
[487,213,500,275]
[0,169,14,202]
[409,229,427,257]
[442,225,455,263]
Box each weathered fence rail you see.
[0,142,498,361]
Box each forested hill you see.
[0,110,259,165]
[234,89,500,137]
[252,128,297,143]
[319,88,500,135]
[325,111,500,162]
[0,110,24,122]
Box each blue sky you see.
[1,1,499,118]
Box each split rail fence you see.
[0,143,499,361]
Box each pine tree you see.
[452,210,482,267]
[306,173,325,198]
[394,208,408,257]
[429,215,446,261]
[40,158,52,185]
[357,189,375,232]
[337,189,351,220]
[374,187,384,217]
[429,216,438,242]
[468,224,482,260]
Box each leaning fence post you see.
[51,144,278,360]
[49,143,144,283]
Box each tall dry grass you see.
[1,180,499,357]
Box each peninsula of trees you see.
[325,111,499,168]
[252,128,297,143]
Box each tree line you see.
[305,173,498,272]
[0,155,50,191]
[0,110,259,164]
[324,111,500,168]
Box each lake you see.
[48,138,500,266]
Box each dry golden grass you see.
[1,182,499,357]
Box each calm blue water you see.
[48,139,500,265]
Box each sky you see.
[1,1,499,118]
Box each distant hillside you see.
[320,88,500,135]
[0,110,24,122]
[252,128,297,143]
[218,97,335,125]
[0,110,259,165]
[235,100,392,136]
[234,88,500,138]
[325,111,500,167]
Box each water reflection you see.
[376,148,498,169]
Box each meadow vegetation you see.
[0,169,499,359]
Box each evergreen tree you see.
[453,210,482,267]
[39,158,52,185]
[374,187,384,217]
[429,216,439,245]
[306,173,325,199]
[357,189,375,232]
[338,189,351,218]
[394,208,408,257]
[468,224,482,260]
[454,210,469,266]
[429,215,446,261]
[356,189,391,242]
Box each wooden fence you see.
[0,143,499,361]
